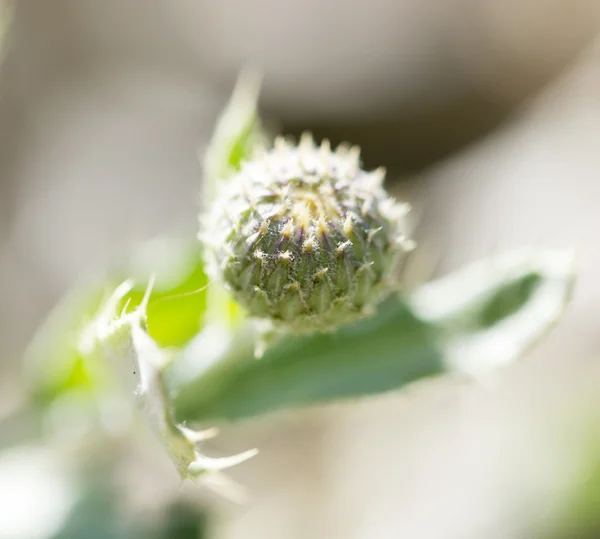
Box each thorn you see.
[357,261,375,276]
[281,220,294,239]
[140,274,156,313]
[300,131,314,150]
[336,142,350,155]
[267,204,286,220]
[319,139,331,162]
[285,280,300,292]
[316,218,329,238]
[302,237,317,253]
[274,135,286,152]
[180,426,220,443]
[361,197,373,216]
[188,447,259,474]
[245,230,261,248]
[278,250,293,263]
[120,297,132,318]
[343,214,354,236]
[336,240,352,255]
[381,198,410,220]
[296,207,311,232]
[314,267,328,280]
[371,166,386,185]
[367,227,383,243]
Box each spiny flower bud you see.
[201,134,414,334]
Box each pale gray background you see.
[1,1,600,538]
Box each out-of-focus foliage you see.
[0,444,207,539]
[52,483,208,539]
[545,433,600,539]
[24,239,209,408]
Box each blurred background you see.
[2,0,600,538]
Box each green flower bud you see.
[201,134,414,334]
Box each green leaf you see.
[51,477,210,539]
[24,281,114,405]
[200,69,266,329]
[152,501,208,539]
[24,238,208,410]
[115,238,209,349]
[201,68,264,203]
[0,442,209,539]
[409,248,575,376]
[167,297,442,423]
[51,479,130,539]
[166,248,575,423]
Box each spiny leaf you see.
[79,279,257,500]
[24,239,209,408]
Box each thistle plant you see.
[201,133,414,339]
[23,71,575,503]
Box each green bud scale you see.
[201,134,414,333]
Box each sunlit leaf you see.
[24,238,209,410]
[24,282,113,405]
[116,238,209,349]
[201,68,265,202]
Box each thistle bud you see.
[201,134,413,334]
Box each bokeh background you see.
[2,0,600,538]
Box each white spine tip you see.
[274,136,291,153]
[336,240,352,255]
[320,139,331,158]
[300,131,314,149]
[374,166,386,182]
[336,142,350,155]
[343,214,354,236]
[349,145,361,163]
